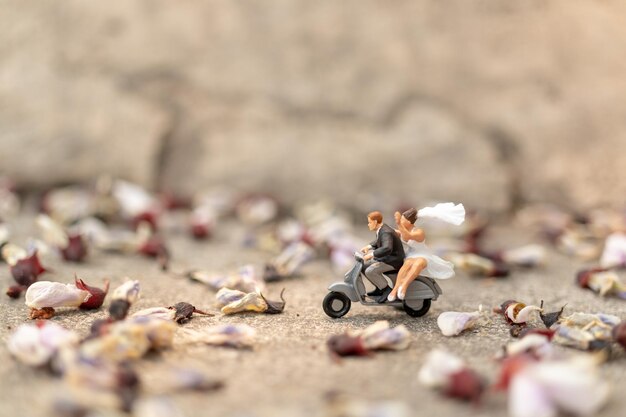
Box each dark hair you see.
[402,208,417,224]
[367,211,383,223]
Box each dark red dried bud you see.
[61,234,88,263]
[88,318,113,339]
[494,353,534,391]
[168,302,214,323]
[109,299,131,321]
[497,299,517,314]
[490,262,510,278]
[10,251,48,286]
[190,222,211,240]
[30,307,55,320]
[444,369,485,403]
[327,334,369,357]
[576,267,606,289]
[613,322,626,349]
[75,276,110,310]
[160,192,192,211]
[138,235,168,258]
[131,210,159,231]
[6,285,24,298]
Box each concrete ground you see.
[0,213,625,417]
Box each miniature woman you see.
[388,208,456,302]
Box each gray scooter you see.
[322,252,442,318]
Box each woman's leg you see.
[388,263,410,301]
[398,258,427,300]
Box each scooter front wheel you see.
[403,298,431,317]
[323,292,351,318]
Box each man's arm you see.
[372,231,392,258]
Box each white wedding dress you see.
[402,236,455,280]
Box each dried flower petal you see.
[501,244,546,267]
[188,265,265,293]
[10,251,48,286]
[131,307,176,321]
[75,276,109,310]
[215,288,246,307]
[500,300,542,324]
[177,324,256,349]
[61,234,88,263]
[600,232,626,268]
[109,300,131,321]
[6,284,24,298]
[25,281,91,309]
[508,358,610,417]
[448,252,509,277]
[111,280,141,303]
[327,334,368,357]
[36,214,69,248]
[612,322,626,349]
[221,292,267,315]
[80,317,177,362]
[444,369,485,403]
[437,307,487,336]
[418,349,465,388]
[553,312,619,351]
[359,321,410,351]
[7,321,79,366]
[578,270,626,299]
[263,242,315,281]
[501,334,555,360]
[1,242,27,265]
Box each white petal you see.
[530,361,610,415]
[600,232,626,268]
[215,287,246,307]
[7,322,79,366]
[131,307,176,321]
[418,349,465,388]
[36,214,69,248]
[510,372,556,417]
[437,311,481,336]
[359,321,411,351]
[25,281,90,308]
[1,242,27,266]
[111,280,141,303]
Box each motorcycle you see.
[322,252,442,318]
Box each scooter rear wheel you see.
[403,298,431,317]
[323,292,351,318]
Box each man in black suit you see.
[360,211,405,303]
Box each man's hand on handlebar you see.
[363,253,373,261]
[360,245,371,254]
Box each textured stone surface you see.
[2,0,626,210]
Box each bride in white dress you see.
[388,207,456,302]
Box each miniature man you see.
[360,211,405,303]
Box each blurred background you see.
[2,0,625,214]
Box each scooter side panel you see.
[404,277,441,301]
[328,282,360,302]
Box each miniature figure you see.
[360,211,405,303]
[388,208,455,302]
[322,203,464,318]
